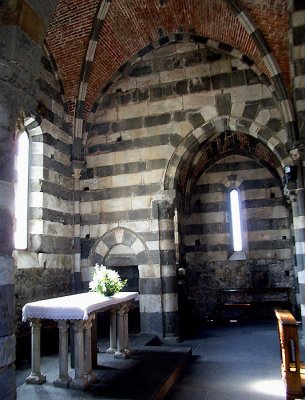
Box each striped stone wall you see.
[183,154,293,319]
[0,1,60,398]
[290,0,305,333]
[83,39,293,335]
[292,0,305,138]
[14,49,74,324]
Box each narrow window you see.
[14,131,29,249]
[229,188,242,252]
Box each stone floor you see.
[16,319,304,400]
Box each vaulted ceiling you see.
[45,0,290,129]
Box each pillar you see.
[69,320,88,389]
[157,199,179,341]
[25,319,46,384]
[0,1,59,398]
[106,308,117,354]
[72,163,83,293]
[285,148,305,341]
[83,315,97,383]
[53,320,71,388]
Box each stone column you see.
[83,315,97,383]
[157,199,179,341]
[115,306,126,359]
[285,148,305,341]
[290,2,305,139]
[106,308,117,354]
[123,305,129,354]
[72,163,83,293]
[0,2,59,398]
[69,320,88,389]
[53,320,71,388]
[26,319,46,384]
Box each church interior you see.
[1,0,305,398]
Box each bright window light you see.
[229,189,242,252]
[14,131,29,250]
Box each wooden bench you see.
[217,288,290,320]
[275,309,305,400]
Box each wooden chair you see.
[275,309,305,400]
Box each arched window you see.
[14,131,29,249]
[229,188,243,252]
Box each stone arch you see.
[86,33,276,135]
[224,0,297,142]
[89,227,151,269]
[164,115,292,192]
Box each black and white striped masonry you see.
[74,0,111,161]
[225,0,299,144]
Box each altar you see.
[22,291,138,389]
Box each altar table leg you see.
[69,320,88,389]
[53,320,71,388]
[115,305,131,359]
[84,315,97,383]
[123,305,131,357]
[106,308,117,354]
[26,319,46,385]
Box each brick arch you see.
[89,227,151,267]
[164,115,292,192]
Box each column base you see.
[85,371,98,384]
[114,349,132,359]
[106,347,116,354]
[53,376,72,388]
[69,377,89,390]
[26,372,46,385]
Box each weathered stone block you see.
[0,209,13,255]
[0,364,15,400]
[0,284,15,336]
[0,334,15,368]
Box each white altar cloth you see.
[22,291,138,321]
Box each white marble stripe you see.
[295,242,305,255]
[78,81,88,101]
[75,118,83,139]
[30,192,74,213]
[292,10,305,27]
[162,293,178,312]
[97,0,110,20]
[86,145,175,168]
[296,99,305,112]
[294,75,305,88]
[29,220,74,236]
[293,44,305,60]
[281,99,296,122]
[238,11,257,34]
[86,40,98,62]
[139,294,162,313]
[262,53,281,77]
[159,240,176,251]
[95,240,110,257]
[293,215,305,230]
[131,237,145,254]
[40,119,72,145]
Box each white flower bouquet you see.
[89,264,127,296]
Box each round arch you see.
[89,227,151,268]
[164,115,292,193]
